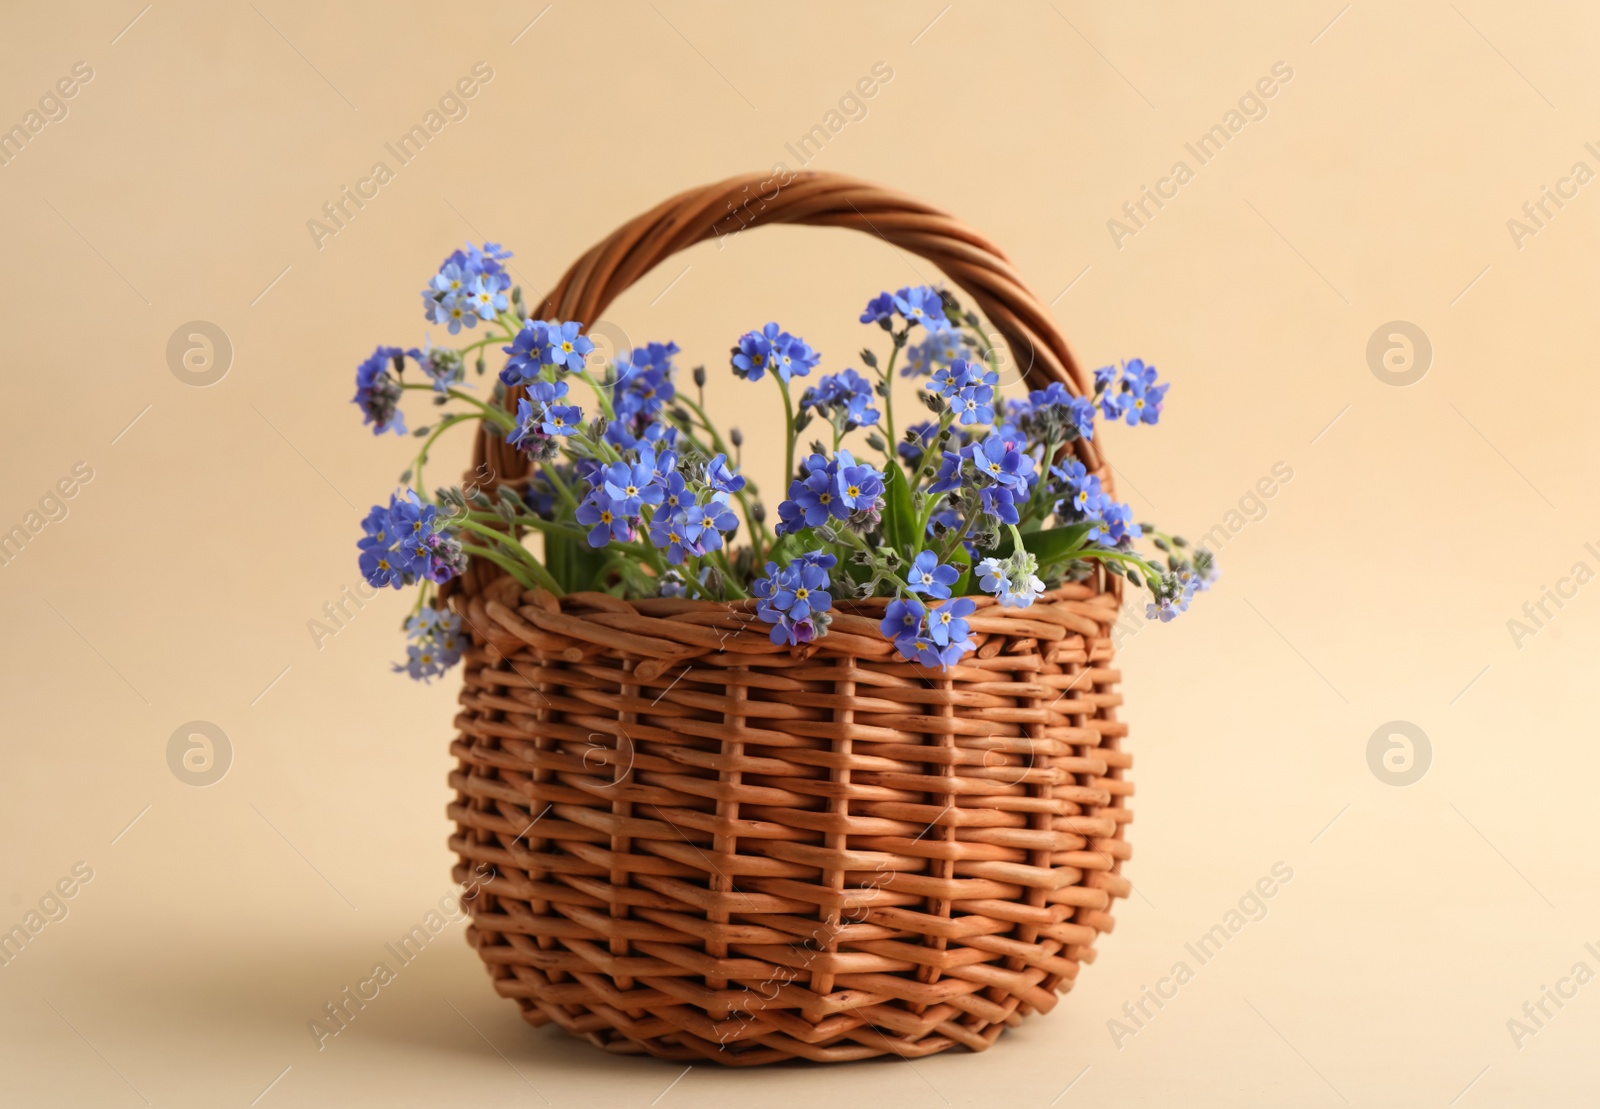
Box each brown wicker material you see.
[445,171,1132,1064]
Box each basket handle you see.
[463,170,1106,589]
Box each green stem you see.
[675,394,730,455]
[881,343,900,467]
[714,550,747,597]
[401,384,515,430]
[1020,437,1059,524]
[675,393,774,550]
[411,414,478,502]
[456,332,514,357]
[676,393,770,561]
[459,542,548,593]
[1072,545,1165,586]
[453,515,529,550]
[574,368,616,421]
[542,463,581,513]
[409,580,431,618]
[828,525,870,553]
[776,375,796,485]
[914,496,936,550]
[937,510,977,564]
[465,511,588,544]
[454,519,567,595]
[909,410,957,491]
[603,552,662,596]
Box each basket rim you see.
[589,580,1115,619]
[458,577,1121,673]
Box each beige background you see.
[2,1,1597,1105]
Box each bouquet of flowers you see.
[353,242,1216,682]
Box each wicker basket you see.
[444,171,1133,1065]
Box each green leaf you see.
[610,555,657,597]
[839,547,872,588]
[882,463,917,558]
[574,544,606,591]
[544,531,573,591]
[949,543,974,596]
[545,531,604,593]
[972,522,1092,576]
[1020,521,1093,566]
[766,532,801,567]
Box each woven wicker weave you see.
[445,172,1132,1065]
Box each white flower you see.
[979,551,1045,609]
[997,571,1045,608]
[977,557,1010,596]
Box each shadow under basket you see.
[443,171,1134,1065]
